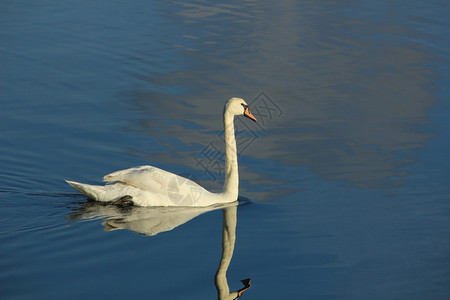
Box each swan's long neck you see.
[222,110,239,200]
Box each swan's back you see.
[103,165,177,194]
[103,165,212,206]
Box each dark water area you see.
[1,1,449,299]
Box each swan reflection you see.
[68,200,251,298]
[215,205,251,300]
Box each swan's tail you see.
[65,180,104,201]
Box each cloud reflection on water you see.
[122,1,439,193]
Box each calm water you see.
[1,1,449,299]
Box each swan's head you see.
[225,97,257,122]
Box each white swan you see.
[66,97,257,207]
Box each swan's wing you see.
[103,165,205,197]
[103,166,173,192]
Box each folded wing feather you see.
[103,165,205,197]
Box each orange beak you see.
[236,278,251,298]
[244,107,257,122]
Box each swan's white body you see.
[67,165,233,207]
[66,97,256,207]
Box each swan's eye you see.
[241,103,248,110]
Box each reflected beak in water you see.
[244,106,257,122]
[235,278,251,299]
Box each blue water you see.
[1,1,449,299]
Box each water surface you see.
[1,1,449,299]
